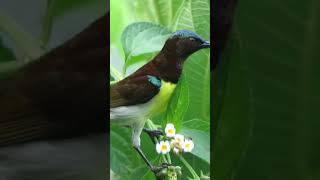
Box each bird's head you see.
[163,30,210,58]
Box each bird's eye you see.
[189,37,196,41]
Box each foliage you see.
[110,0,210,179]
[213,0,320,180]
[0,0,106,78]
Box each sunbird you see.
[110,30,210,177]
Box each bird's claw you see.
[151,162,171,173]
[151,163,171,180]
[143,128,163,139]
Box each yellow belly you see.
[148,81,176,117]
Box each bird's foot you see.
[151,163,171,179]
[143,128,163,140]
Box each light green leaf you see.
[172,0,195,31]
[191,0,210,39]
[110,125,147,177]
[182,128,210,164]
[110,126,132,175]
[121,22,171,59]
[183,118,210,132]
[135,0,184,27]
[183,50,210,122]
[165,72,189,132]
[168,0,211,122]
[110,64,123,81]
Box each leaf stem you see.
[179,155,200,179]
[166,153,172,164]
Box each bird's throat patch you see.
[148,80,176,117]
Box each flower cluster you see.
[156,123,194,154]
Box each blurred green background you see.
[110,0,211,179]
[213,0,320,180]
[0,0,106,79]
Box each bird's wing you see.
[110,75,161,108]
[0,48,107,146]
[0,86,51,146]
[0,14,108,147]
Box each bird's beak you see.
[201,41,210,48]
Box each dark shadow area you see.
[0,1,109,179]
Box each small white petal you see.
[164,141,171,153]
[173,147,180,154]
[165,123,175,129]
[182,139,194,152]
[165,124,176,138]
[157,141,171,154]
[156,142,161,154]
[174,134,185,144]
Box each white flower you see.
[182,139,194,152]
[156,141,171,154]
[165,123,176,138]
[170,134,184,148]
[173,147,180,154]
[174,134,184,145]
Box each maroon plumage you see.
[0,14,108,146]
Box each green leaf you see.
[110,64,123,81]
[135,0,184,27]
[191,0,210,39]
[110,0,136,62]
[120,22,171,59]
[41,0,105,46]
[165,72,189,132]
[168,0,211,123]
[0,61,24,80]
[172,0,194,31]
[213,0,320,179]
[0,12,43,60]
[183,50,210,122]
[182,128,210,164]
[0,38,15,63]
[110,125,154,179]
[183,118,210,132]
[110,126,132,175]
[212,39,251,180]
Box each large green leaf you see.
[165,72,189,132]
[171,0,210,122]
[41,0,105,46]
[213,0,320,180]
[182,128,210,164]
[191,0,210,40]
[121,22,171,59]
[110,125,146,178]
[183,51,210,122]
[183,118,210,132]
[135,0,184,28]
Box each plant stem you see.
[179,155,200,179]
[146,120,168,163]
[166,153,172,164]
